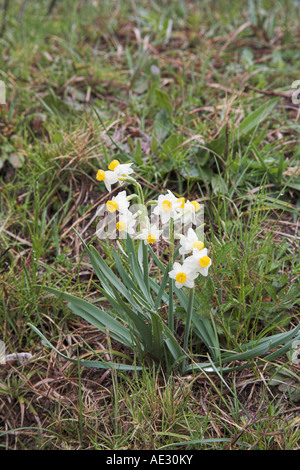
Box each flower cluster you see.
[96,160,212,288]
[105,189,137,236]
[169,228,211,289]
[153,190,201,225]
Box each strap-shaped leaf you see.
[185,325,300,374]
[192,314,220,361]
[44,287,132,347]
[217,340,272,364]
[154,264,171,310]
[126,236,154,305]
[110,288,154,353]
[112,247,141,294]
[28,323,144,371]
[148,244,166,272]
[163,326,186,364]
[111,247,153,315]
[89,245,134,304]
[264,333,300,362]
[150,311,165,362]
[230,324,300,355]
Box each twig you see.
[244,84,292,99]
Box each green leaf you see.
[154,265,170,310]
[155,89,172,116]
[148,244,167,272]
[44,287,133,347]
[239,98,279,136]
[192,314,220,362]
[125,236,154,305]
[28,324,144,371]
[150,311,165,362]
[162,323,186,367]
[154,108,172,142]
[111,247,146,307]
[89,246,129,297]
[109,287,153,352]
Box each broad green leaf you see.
[240,323,300,352]
[126,236,154,305]
[150,311,165,362]
[192,315,220,362]
[239,98,279,136]
[110,288,153,352]
[89,245,133,302]
[162,323,186,366]
[219,340,272,363]
[44,287,132,347]
[155,89,172,116]
[112,247,140,294]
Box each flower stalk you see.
[183,287,195,353]
[168,217,175,332]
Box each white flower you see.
[116,209,137,237]
[184,247,212,277]
[169,261,199,289]
[178,228,204,255]
[106,190,130,214]
[96,160,134,192]
[108,159,134,178]
[96,169,119,192]
[177,199,201,225]
[135,223,162,245]
[153,190,181,224]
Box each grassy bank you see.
[0,0,299,450]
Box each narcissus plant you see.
[30,159,300,377]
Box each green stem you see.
[168,268,174,332]
[142,240,149,293]
[168,218,175,333]
[183,288,195,353]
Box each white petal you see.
[172,262,181,272]
[114,163,134,177]
[184,279,195,288]
[104,171,119,192]
[169,270,176,280]
[198,267,209,277]
[161,212,171,224]
[175,281,183,289]
[187,227,198,241]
